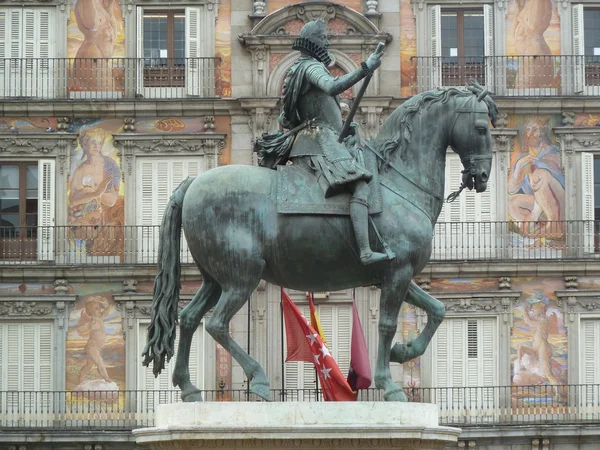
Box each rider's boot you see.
[350,197,389,265]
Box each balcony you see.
[0,385,599,430]
[0,221,596,266]
[0,57,220,100]
[411,55,600,97]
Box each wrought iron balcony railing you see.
[0,57,220,100]
[1,385,599,430]
[0,221,598,265]
[410,55,600,97]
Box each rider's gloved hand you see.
[366,43,385,72]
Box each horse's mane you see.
[373,86,499,169]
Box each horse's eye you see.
[476,127,487,135]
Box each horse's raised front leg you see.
[390,281,445,364]
[205,266,270,401]
[375,266,412,401]
[173,271,221,401]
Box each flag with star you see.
[281,289,356,401]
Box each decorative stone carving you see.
[0,133,77,174]
[253,1,266,15]
[499,277,512,290]
[0,301,53,316]
[123,279,138,293]
[557,290,600,322]
[562,112,576,126]
[54,279,70,293]
[365,0,379,15]
[437,291,521,324]
[113,133,226,175]
[565,276,578,290]
[495,113,508,128]
[57,117,71,132]
[416,278,431,292]
[123,117,136,133]
[56,301,67,329]
[204,116,216,132]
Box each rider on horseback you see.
[258,19,393,265]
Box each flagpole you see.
[280,288,285,397]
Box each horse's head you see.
[448,80,498,193]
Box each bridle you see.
[445,91,493,203]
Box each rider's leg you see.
[350,180,389,265]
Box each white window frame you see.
[136,6,216,98]
[0,7,57,98]
[424,4,494,91]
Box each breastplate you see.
[296,87,344,131]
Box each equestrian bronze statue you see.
[142,19,498,403]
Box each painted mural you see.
[68,0,125,93]
[216,0,232,98]
[0,117,58,133]
[506,0,560,89]
[68,120,125,262]
[430,278,499,292]
[401,303,421,398]
[511,278,567,406]
[400,0,416,97]
[507,115,565,253]
[573,114,600,127]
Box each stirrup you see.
[360,250,390,265]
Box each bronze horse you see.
[142,83,498,402]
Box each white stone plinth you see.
[133,402,461,450]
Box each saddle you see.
[276,146,383,216]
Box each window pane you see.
[26,164,38,190]
[463,10,484,58]
[0,214,19,228]
[25,214,37,227]
[144,14,168,62]
[0,199,19,214]
[0,165,19,189]
[585,8,600,57]
[441,10,458,58]
[0,188,19,200]
[174,16,185,62]
[26,199,38,214]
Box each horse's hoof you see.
[181,389,203,402]
[384,388,408,402]
[251,381,271,401]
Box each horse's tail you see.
[141,176,196,376]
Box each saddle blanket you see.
[276,163,383,216]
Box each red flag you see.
[308,293,327,345]
[282,290,313,363]
[281,289,356,401]
[347,299,372,392]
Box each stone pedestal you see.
[134,402,460,450]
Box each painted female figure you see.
[77,296,112,383]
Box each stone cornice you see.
[432,290,521,322]
[554,126,600,151]
[112,133,227,155]
[556,289,600,321]
[0,132,78,174]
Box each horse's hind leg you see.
[390,281,445,364]
[205,264,270,401]
[173,269,221,402]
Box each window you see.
[432,317,497,423]
[0,8,55,97]
[432,153,496,259]
[142,10,185,87]
[574,5,600,93]
[430,5,493,89]
[136,157,205,263]
[0,160,54,261]
[284,301,351,400]
[136,7,215,96]
[0,321,53,426]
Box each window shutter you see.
[581,152,594,254]
[7,323,19,391]
[136,7,144,96]
[38,159,55,261]
[137,158,203,262]
[9,9,21,59]
[185,7,202,96]
[429,5,441,89]
[483,4,494,90]
[573,4,585,93]
[581,320,600,385]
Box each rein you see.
[362,140,443,202]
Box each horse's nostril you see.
[480,171,489,182]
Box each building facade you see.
[1,0,600,449]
